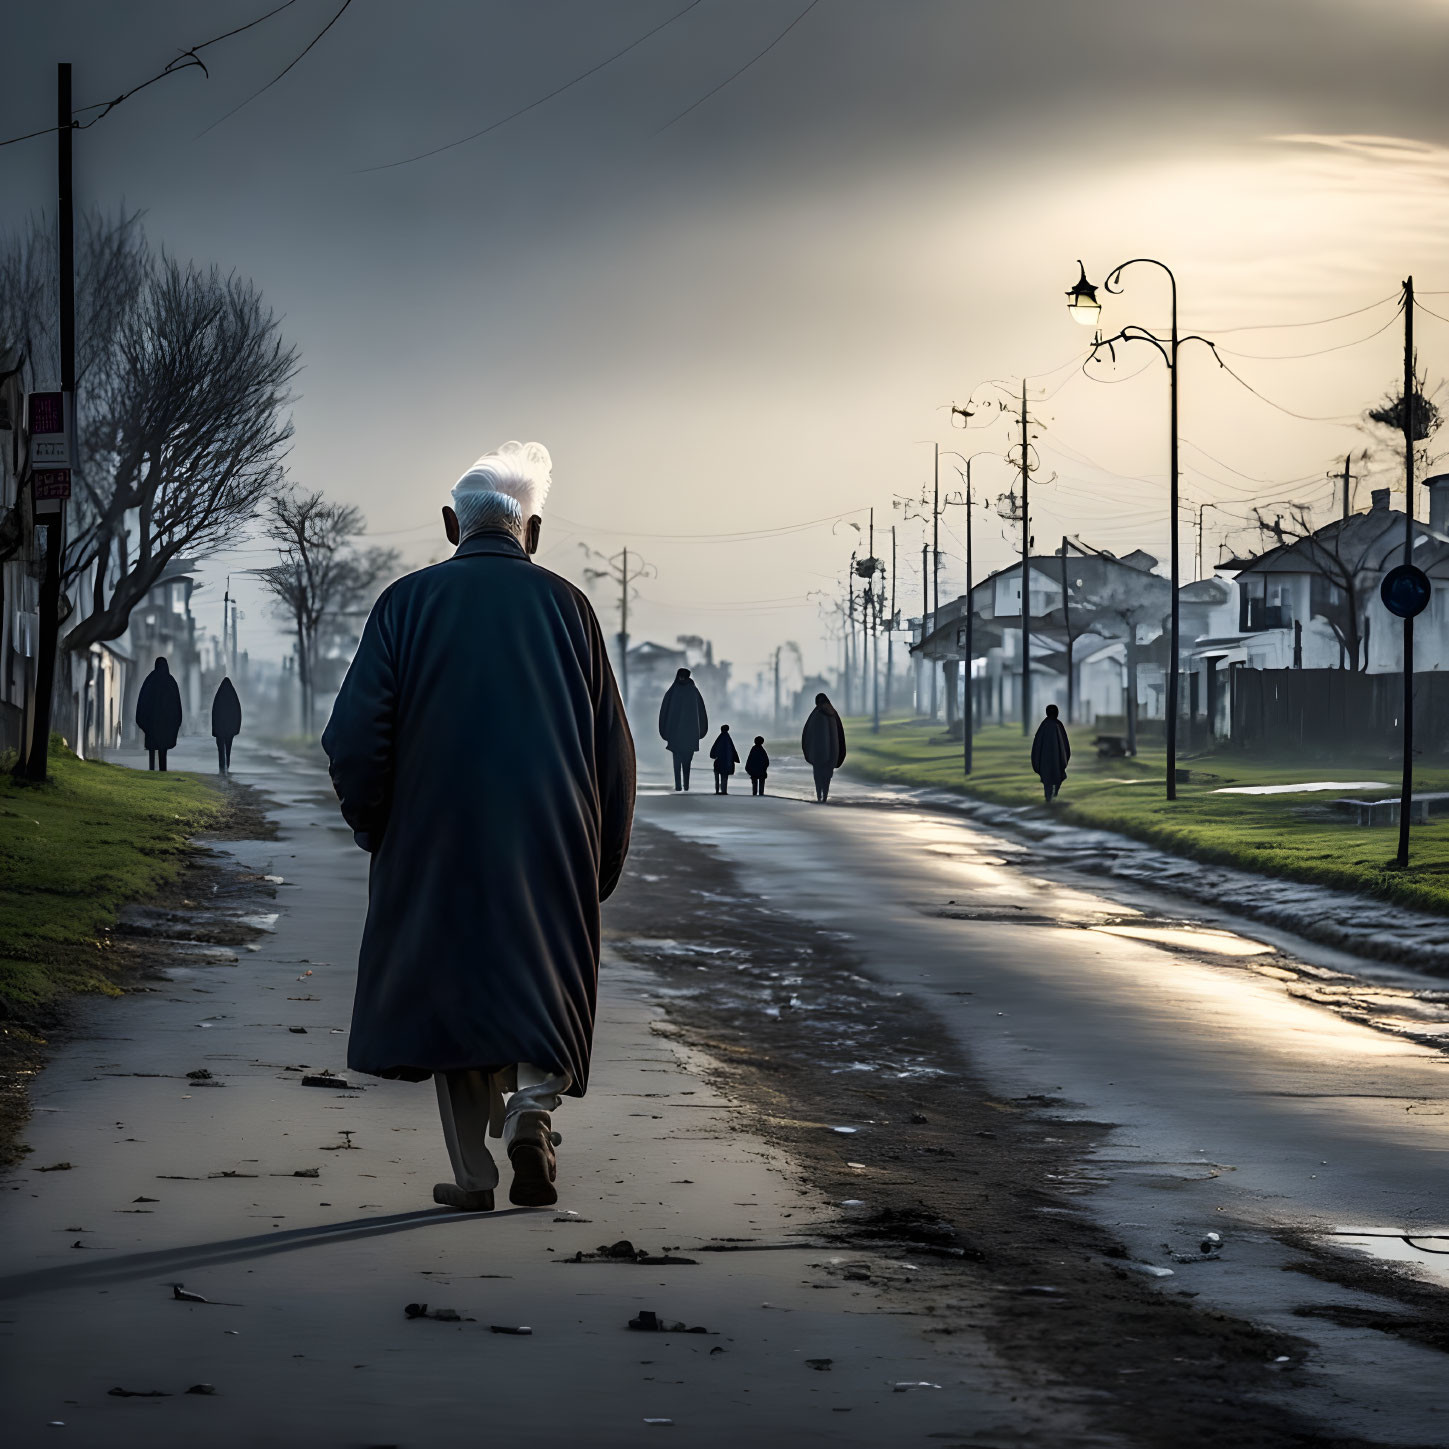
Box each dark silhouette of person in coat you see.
[211,677,242,775]
[746,736,769,796]
[1031,703,1071,802]
[323,442,635,1215]
[658,667,708,791]
[801,693,847,802]
[135,657,182,771]
[710,724,739,794]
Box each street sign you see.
[1381,563,1431,619]
[33,469,71,501]
[26,391,72,469]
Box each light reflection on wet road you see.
[640,754,1449,1304]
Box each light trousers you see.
[434,1063,571,1191]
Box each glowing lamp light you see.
[1065,261,1101,327]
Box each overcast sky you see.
[5,0,1449,683]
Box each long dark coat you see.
[321,530,636,1093]
[1031,716,1071,785]
[135,660,183,751]
[801,699,847,770]
[658,672,708,757]
[745,743,769,778]
[709,729,739,775]
[211,678,242,740]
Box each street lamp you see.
[1066,258,1221,801]
[1065,262,1101,328]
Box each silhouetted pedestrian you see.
[746,736,769,796]
[658,666,709,791]
[323,441,635,1215]
[135,657,182,771]
[1031,703,1071,802]
[710,724,739,794]
[211,677,242,775]
[801,692,847,802]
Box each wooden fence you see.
[1229,668,1449,756]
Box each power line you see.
[0,0,304,149]
[656,0,820,133]
[1413,298,1449,327]
[1216,359,1360,425]
[1217,303,1403,361]
[361,0,706,172]
[199,0,356,136]
[1198,292,1400,336]
[548,505,867,542]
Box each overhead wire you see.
[199,0,356,136]
[0,0,305,149]
[360,0,707,172]
[1216,304,1403,361]
[655,0,820,133]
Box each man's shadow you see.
[0,1206,538,1302]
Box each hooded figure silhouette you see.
[211,677,242,774]
[657,666,709,791]
[709,724,740,794]
[1030,704,1071,802]
[135,657,183,771]
[801,693,847,802]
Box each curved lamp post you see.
[1066,259,1221,801]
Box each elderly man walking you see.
[322,441,636,1212]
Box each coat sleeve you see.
[1030,725,1043,774]
[696,690,709,743]
[1061,724,1071,766]
[585,601,636,902]
[321,590,399,852]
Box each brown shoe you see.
[507,1110,560,1207]
[432,1182,495,1212]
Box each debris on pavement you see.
[171,1284,242,1306]
[35,1162,73,1172]
[288,1026,308,1034]
[404,1303,468,1322]
[805,1358,833,1371]
[300,1073,355,1090]
[185,1384,217,1396]
[108,1387,171,1398]
[489,1325,533,1335]
[320,1131,357,1151]
[131,1196,159,1203]
[892,1381,943,1393]
[627,1311,710,1334]
[569,1240,698,1266]
[186,1070,213,1081]
[643,1419,674,1426]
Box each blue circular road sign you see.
[1381,563,1432,619]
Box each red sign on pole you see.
[34,469,71,500]
[27,391,71,468]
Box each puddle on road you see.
[1091,925,1274,957]
[1319,1228,1449,1289]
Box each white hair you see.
[451,441,553,541]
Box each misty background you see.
[3,0,1448,687]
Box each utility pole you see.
[845,559,855,714]
[963,463,975,775]
[869,508,880,734]
[223,576,232,676]
[23,65,74,781]
[931,443,940,721]
[1018,381,1031,736]
[1060,536,1074,723]
[581,543,653,709]
[886,525,896,715]
[1342,453,1353,522]
[920,542,928,716]
[1397,278,1416,870]
[773,646,781,733]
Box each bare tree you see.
[257,490,399,733]
[1085,570,1169,756]
[0,211,298,652]
[1251,504,1399,671]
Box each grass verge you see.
[0,741,231,1012]
[843,716,1449,916]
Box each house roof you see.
[1229,507,1449,578]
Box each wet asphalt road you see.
[640,750,1449,1443]
[0,737,1089,1449]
